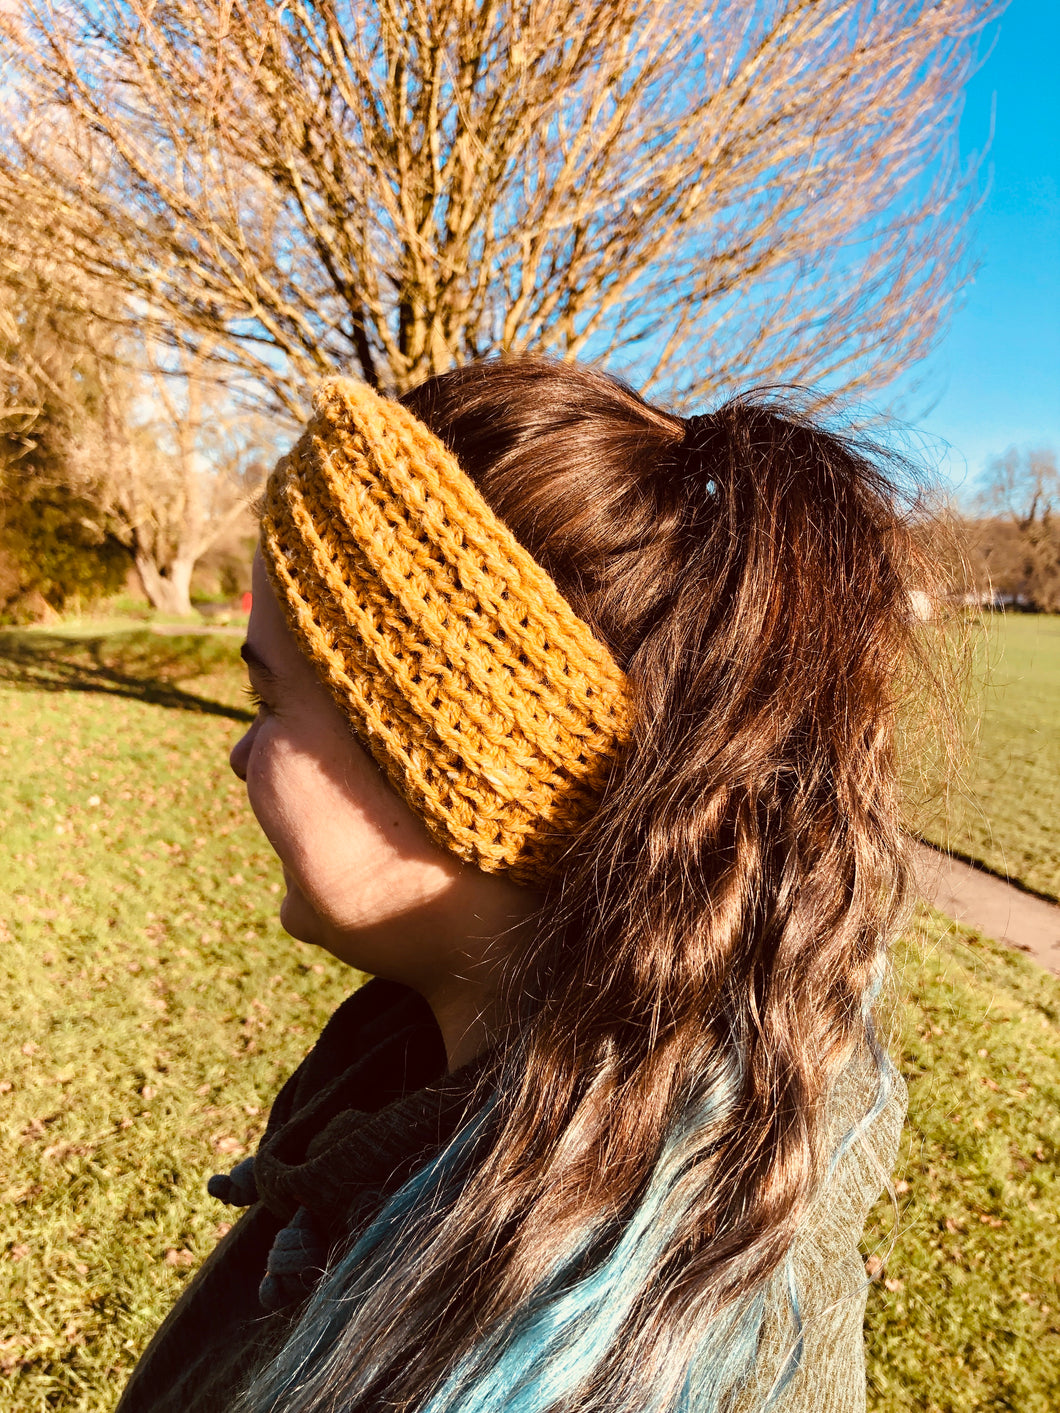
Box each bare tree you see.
[0,0,1000,416]
[971,447,1060,611]
[0,243,267,616]
[0,215,93,452]
[0,238,133,612]
[93,348,270,615]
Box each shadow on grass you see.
[0,630,254,723]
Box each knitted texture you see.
[260,377,633,886]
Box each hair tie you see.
[259,377,634,888]
[680,412,722,495]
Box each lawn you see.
[865,914,1059,1412]
[920,612,1060,902]
[0,623,1057,1411]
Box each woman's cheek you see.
[244,730,301,867]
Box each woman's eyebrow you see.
[240,642,280,684]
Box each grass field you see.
[0,623,1057,1411]
[920,613,1060,902]
[865,915,1059,1411]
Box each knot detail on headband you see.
[259,377,634,887]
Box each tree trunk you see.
[135,551,196,616]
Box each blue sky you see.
[900,0,1060,501]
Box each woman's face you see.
[229,551,542,1052]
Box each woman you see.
[117,357,925,1413]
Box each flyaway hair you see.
[239,357,936,1413]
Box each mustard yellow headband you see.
[259,377,633,887]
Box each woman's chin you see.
[278,881,321,945]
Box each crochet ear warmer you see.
[259,377,633,887]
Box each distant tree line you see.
[962,448,1060,613]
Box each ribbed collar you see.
[250,977,489,1240]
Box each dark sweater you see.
[116,980,906,1413]
[116,978,485,1413]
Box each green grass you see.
[865,912,1060,1411]
[0,623,1058,1410]
[921,613,1060,901]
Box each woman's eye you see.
[243,683,267,713]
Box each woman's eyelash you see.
[243,683,266,711]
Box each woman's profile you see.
[116,357,932,1413]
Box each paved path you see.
[912,842,1060,977]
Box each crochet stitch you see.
[259,377,634,886]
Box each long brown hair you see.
[243,356,937,1413]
